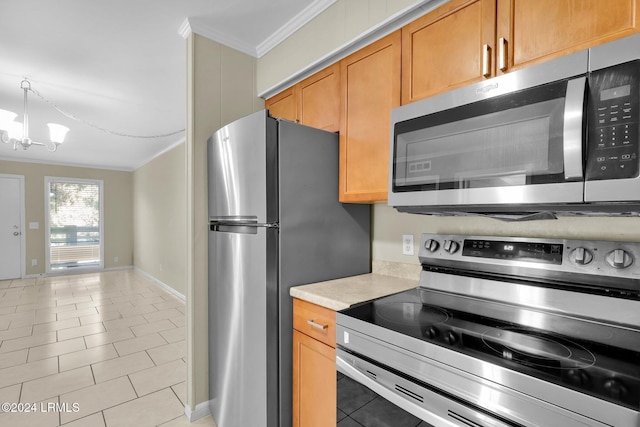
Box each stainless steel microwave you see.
[389,33,640,215]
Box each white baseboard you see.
[105,265,134,272]
[133,267,186,301]
[25,265,133,279]
[185,401,211,422]
[25,266,187,302]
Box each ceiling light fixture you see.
[0,79,69,152]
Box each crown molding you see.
[0,155,136,172]
[178,18,192,39]
[256,0,337,58]
[179,17,258,57]
[179,0,336,58]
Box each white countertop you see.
[290,273,419,311]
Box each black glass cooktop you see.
[340,288,640,410]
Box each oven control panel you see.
[462,239,563,265]
[418,234,640,294]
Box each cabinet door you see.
[497,0,640,73]
[402,0,496,104]
[265,86,298,122]
[298,63,341,132]
[292,330,336,427]
[339,30,401,203]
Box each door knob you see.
[13,231,20,236]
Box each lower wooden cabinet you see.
[292,298,336,427]
[293,329,336,427]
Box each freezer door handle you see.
[211,224,258,234]
[210,215,257,223]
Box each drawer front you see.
[293,298,336,348]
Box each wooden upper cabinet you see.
[265,64,340,132]
[265,86,297,122]
[497,0,640,73]
[402,0,640,102]
[339,30,402,203]
[402,0,496,104]
[298,63,340,132]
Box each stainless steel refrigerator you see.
[207,110,371,427]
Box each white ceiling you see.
[0,0,332,171]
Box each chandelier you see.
[0,79,69,152]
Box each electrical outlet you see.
[31,259,37,266]
[113,256,119,263]
[402,235,414,255]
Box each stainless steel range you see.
[336,234,640,426]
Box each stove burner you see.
[374,302,449,327]
[481,327,597,370]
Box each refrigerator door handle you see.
[210,221,279,233]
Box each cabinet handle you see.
[306,319,328,330]
[498,37,508,72]
[482,44,491,77]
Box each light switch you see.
[29,222,39,229]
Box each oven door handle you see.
[337,354,515,427]
[563,76,586,180]
[337,355,446,425]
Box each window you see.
[46,177,104,272]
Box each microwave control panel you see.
[586,60,639,181]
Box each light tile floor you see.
[0,269,217,427]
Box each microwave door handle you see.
[563,76,586,180]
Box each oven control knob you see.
[603,378,628,399]
[570,247,593,265]
[605,249,634,269]
[425,326,439,339]
[444,331,458,346]
[566,369,590,387]
[444,240,460,254]
[424,239,440,252]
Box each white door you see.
[0,176,23,280]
